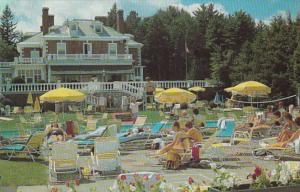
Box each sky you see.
[0,0,299,32]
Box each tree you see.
[0,38,17,61]
[107,3,117,29]
[292,43,300,85]
[143,15,171,80]
[0,5,18,45]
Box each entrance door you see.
[83,43,92,55]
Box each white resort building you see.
[0,7,144,84]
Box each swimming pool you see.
[120,122,173,133]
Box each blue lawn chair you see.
[216,120,236,138]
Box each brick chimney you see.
[95,16,107,25]
[116,9,125,33]
[41,7,54,35]
[129,11,137,20]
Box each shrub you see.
[11,76,25,84]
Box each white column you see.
[47,65,51,82]
[140,67,143,81]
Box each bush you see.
[2,98,14,106]
[11,76,25,84]
[36,79,46,83]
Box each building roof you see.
[43,19,131,41]
[19,32,43,45]
[17,19,142,47]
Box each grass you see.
[0,160,48,187]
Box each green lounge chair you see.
[0,132,44,161]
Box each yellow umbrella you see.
[155,88,164,94]
[27,92,33,105]
[225,81,271,97]
[40,88,85,102]
[155,88,196,104]
[188,86,206,92]
[33,97,41,113]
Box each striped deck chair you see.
[12,106,21,114]
[76,112,86,122]
[144,120,168,146]
[133,115,147,129]
[0,132,44,161]
[49,142,80,183]
[90,136,121,175]
[24,106,33,114]
[86,119,97,132]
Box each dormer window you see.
[93,23,102,33]
[70,23,78,31]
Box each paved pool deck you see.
[16,145,280,192]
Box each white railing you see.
[14,57,44,64]
[0,80,212,94]
[0,62,13,68]
[86,94,102,106]
[47,54,132,60]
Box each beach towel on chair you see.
[74,126,107,140]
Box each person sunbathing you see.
[158,121,203,156]
[268,116,300,148]
[277,113,297,142]
[157,121,202,169]
[236,115,268,131]
[272,111,284,126]
[45,122,66,142]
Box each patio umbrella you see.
[188,86,206,92]
[154,88,196,104]
[27,92,33,105]
[225,81,271,107]
[40,88,85,103]
[224,81,271,97]
[40,88,85,119]
[33,97,41,113]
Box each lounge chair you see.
[86,119,97,132]
[90,136,121,175]
[0,132,44,161]
[133,115,147,129]
[76,112,86,122]
[24,106,33,114]
[11,106,22,115]
[49,142,80,183]
[86,105,94,114]
[144,121,168,146]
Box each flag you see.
[185,40,190,54]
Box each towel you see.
[75,126,107,140]
[217,117,226,129]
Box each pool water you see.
[120,122,173,133]
[0,130,20,138]
[205,120,218,128]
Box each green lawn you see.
[0,160,48,187]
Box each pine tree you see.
[0,5,18,45]
[107,3,117,29]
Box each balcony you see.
[14,57,44,64]
[0,62,14,68]
[46,54,133,66]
